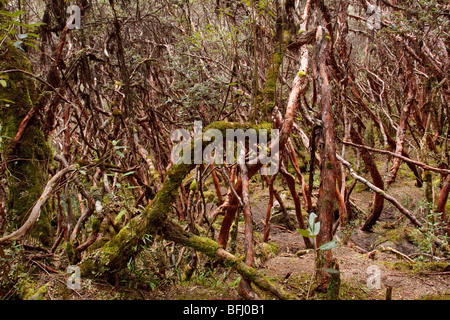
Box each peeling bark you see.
[312,26,338,288]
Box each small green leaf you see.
[13,10,24,17]
[18,33,28,39]
[25,33,39,38]
[0,80,7,87]
[312,221,321,236]
[190,178,197,191]
[320,267,340,274]
[121,171,135,178]
[308,212,317,229]
[319,240,337,251]
[298,228,312,238]
[13,40,23,49]
[28,22,47,28]
[23,42,40,51]
[116,150,125,157]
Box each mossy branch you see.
[162,220,294,300]
[77,121,292,299]
[77,122,270,271]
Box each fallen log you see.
[162,220,294,300]
[76,121,294,299]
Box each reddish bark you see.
[210,164,224,205]
[217,181,242,248]
[287,139,312,213]
[335,185,347,226]
[179,183,188,221]
[263,174,276,242]
[386,63,415,186]
[437,175,450,235]
[350,126,385,231]
[240,164,254,267]
[279,166,313,248]
[348,74,423,187]
[313,27,338,287]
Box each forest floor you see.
[249,172,450,301]
[7,166,450,301]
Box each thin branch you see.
[340,140,450,175]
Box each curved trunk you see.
[437,175,450,235]
[350,127,385,231]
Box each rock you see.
[254,242,279,267]
[270,211,298,230]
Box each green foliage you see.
[0,8,42,52]
[298,212,338,251]
[298,212,340,296]
[410,201,449,257]
[0,241,24,294]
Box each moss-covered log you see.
[78,122,271,270]
[0,42,53,245]
[77,162,195,276]
[76,121,293,298]
[161,220,294,300]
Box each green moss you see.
[0,42,53,246]
[325,261,341,300]
[380,260,449,275]
[205,121,273,134]
[186,235,221,257]
[65,241,81,265]
[254,241,279,265]
[422,293,450,300]
[79,163,194,276]
[202,190,216,203]
[338,282,370,300]
[91,218,102,233]
[78,121,279,278]
[263,50,282,115]
[372,226,416,249]
[114,210,128,226]
[17,277,48,300]
[259,26,292,119]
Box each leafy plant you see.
[112,139,127,158]
[298,212,339,298]
[412,201,449,259]
[0,8,43,51]
[298,212,338,253]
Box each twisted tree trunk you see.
[312,26,338,289]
